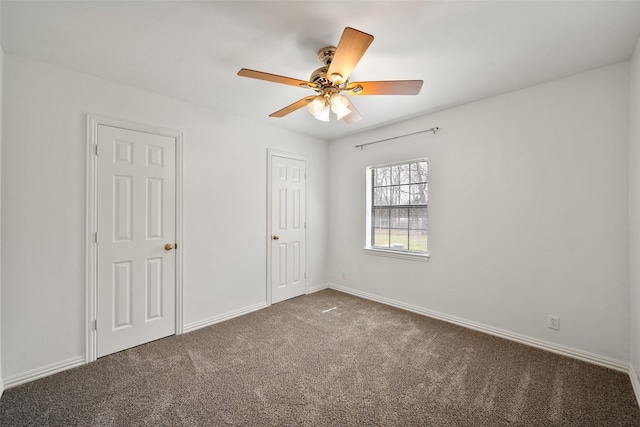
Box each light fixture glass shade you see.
[307,96,326,117]
[317,105,330,122]
[330,94,351,120]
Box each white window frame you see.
[364,158,430,262]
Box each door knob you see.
[165,243,174,250]
[272,235,280,240]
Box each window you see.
[365,159,429,260]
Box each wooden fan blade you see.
[348,80,423,95]
[238,68,316,89]
[269,96,316,118]
[326,27,374,83]
[342,99,363,124]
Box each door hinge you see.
[94,232,98,243]
[304,272,307,279]
[93,319,98,331]
[95,144,99,156]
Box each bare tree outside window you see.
[370,159,428,253]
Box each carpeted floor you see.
[1,289,639,426]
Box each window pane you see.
[409,230,428,252]
[390,164,410,185]
[372,208,389,228]
[387,185,410,205]
[396,184,411,205]
[389,208,409,250]
[374,166,390,187]
[410,161,428,184]
[409,207,428,231]
[389,228,408,250]
[388,185,399,205]
[372,228,390,248]
[410,184,428,205]
[401,163,412,185]
[373,187,390,206]
[390,165,400,185]
[389,208,408,228]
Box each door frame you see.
[85,114,184,363]
[266,149,308,306]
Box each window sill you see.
[363,247,430,262]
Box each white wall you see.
[328,62,630,362]
[630,37,640,389]
[0,54,329,380]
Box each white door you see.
[270,155,307,304]
[96,125,176,357]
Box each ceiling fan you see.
[237,27,423,124]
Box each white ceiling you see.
[2,1,640,141]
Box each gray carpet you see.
[1,289,639,426]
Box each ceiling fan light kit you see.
[237,27,423,124]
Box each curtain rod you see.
[354,127,440,150]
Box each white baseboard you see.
[328,283,629,373]
[307,283,330,294]
[630,364,640,407]
[3,356,85,390]
[183,301,267,334]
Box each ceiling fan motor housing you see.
[310,46,339,89]
[310,66,330,87]
[317,46,336,65]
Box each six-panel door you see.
[96,125,176,357]
[271,155,306,304]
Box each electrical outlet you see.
[341,272,346,280]
[549,315,560,331]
